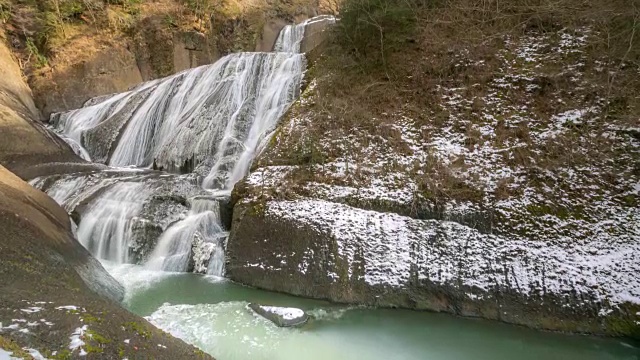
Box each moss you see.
[0,336,31,358]
[124,321,151,339]
[49,349,72,360]
[606,314,640,339]
[79,329,111,354]
[194,348,208,357]
[526,203,589,221]
[621,194,637,207]
[82,313,103,324]
[249,201,266,216]
[87,330,111,345]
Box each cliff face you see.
[0,33,85,179]
[226,2,640,339]
[3,0,324,117]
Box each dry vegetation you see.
[249,0,639,240]
[0,0,321,75]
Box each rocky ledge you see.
[227,197,639,338]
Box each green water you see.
[106,263,639,360]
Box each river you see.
[103,262,639,360]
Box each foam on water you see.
[100,261,182,303]
[146,302,367,360]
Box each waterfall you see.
[51,53,305,182]
[273,15,336,53]
[40,16,333,275]
[273,22,307,53]
[146,198,227,275]
[77,182,151,264]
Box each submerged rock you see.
[248,303,309,327]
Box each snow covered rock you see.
[227,198,640,338]
[248,304,309,327]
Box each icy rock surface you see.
[248,303,309,327]
[266,199,639,306]
[30,170,223,270]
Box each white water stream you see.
[53,52,305,189]
[36,16,335,276]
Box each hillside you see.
[228,0,640,337]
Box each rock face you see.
[227,197,640,339]
[31,45,145,117]
[255,19,289,52]
[299,15,335,54]
[0,36,83,179]
[16,4,329,117]
[248,303,309,327]
[0,165,212,359]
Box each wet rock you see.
[129,217,164,264]
[190,232,215,274]
[32,170,210,266]
[248,303,309,327]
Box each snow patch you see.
[264,199,640,309]
[69,325,88,352]
[258,306,305,321]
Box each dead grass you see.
[257,0,639,219]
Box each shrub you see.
[26,37,48,68]
[335,0,417,72]
[0,0,11,24]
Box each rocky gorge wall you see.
[3,0,327,117]
[224,24,640,338]
[0,33,83,178]
[227,198,639,338]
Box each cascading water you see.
[39,16,333,276]
[52,53,305,185]
[273,15,336,53]
[77,182,151,264]
[146,198,226,273]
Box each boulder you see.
[248,303,309,327]
[0,165,213,359]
